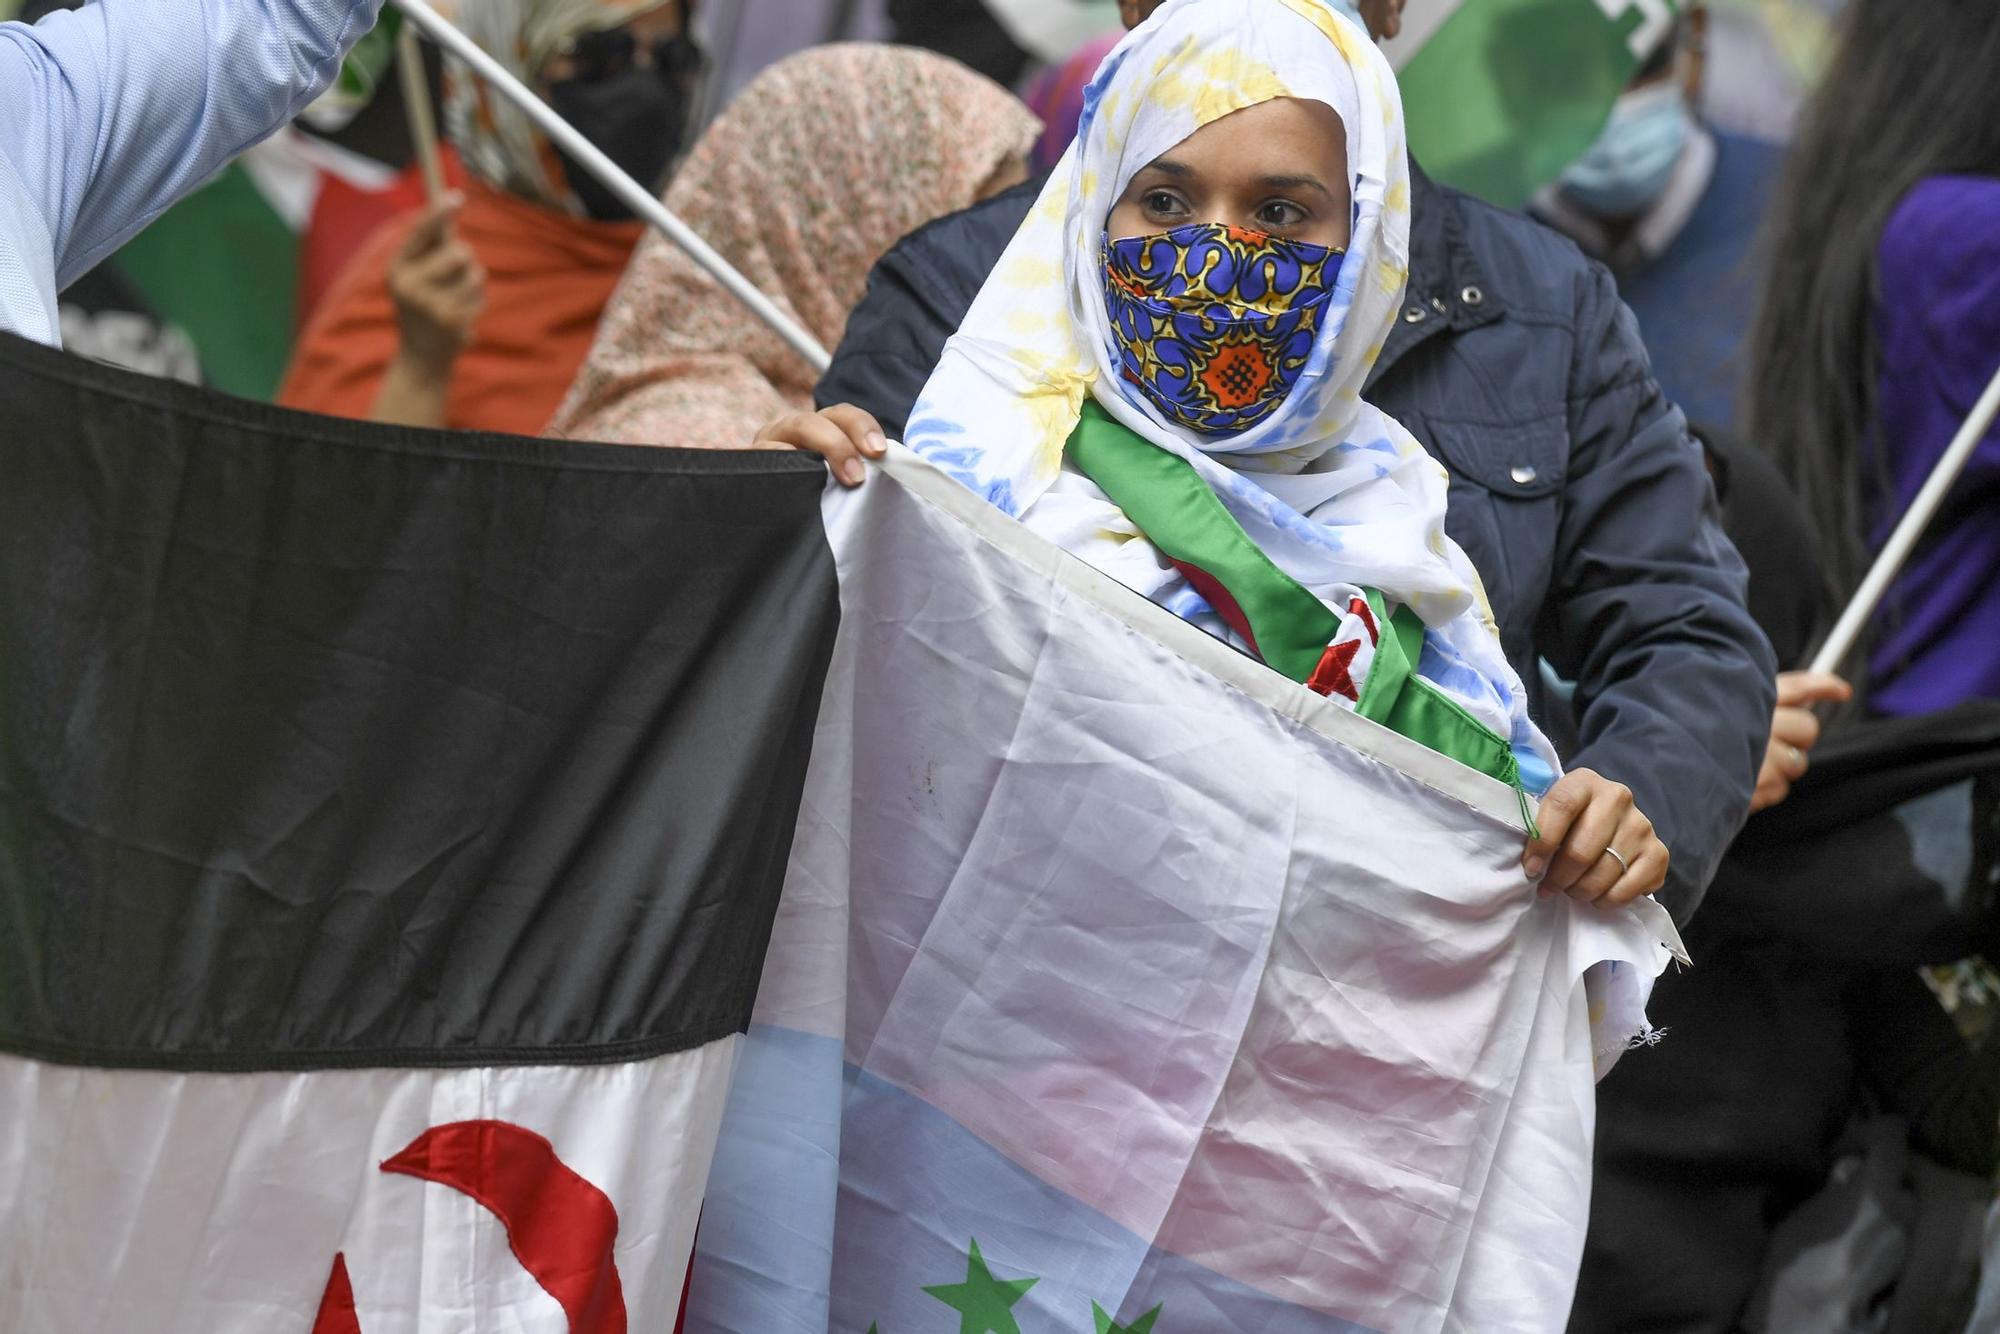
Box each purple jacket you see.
[1869,174,2000,715]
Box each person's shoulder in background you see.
[815,177,1042,439]
[1880,174,2000,271]
[1878,174,2000,406]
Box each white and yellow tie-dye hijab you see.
[905,0,1552,773]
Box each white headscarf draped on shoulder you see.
[905,0,1552,770]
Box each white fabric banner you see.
[0,449,1682,1334]
[691,447,1685,1334]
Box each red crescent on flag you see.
[380,1119,627,1333]
[305,1119,628,1333]
[309,1119,631,1332]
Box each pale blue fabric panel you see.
[0,0,382,343]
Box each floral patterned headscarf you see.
[905,0,1551,766]
[549,43,1040,448]
[441,0,676,213]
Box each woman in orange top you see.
[279,0,699,432]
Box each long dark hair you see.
[1742,0,2000,605]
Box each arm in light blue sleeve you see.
[0,0,383,291]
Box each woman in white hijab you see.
[765,0,1670,909]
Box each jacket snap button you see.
[1462,285,1485,306]
[1403,304,1427,323]
[1510,464,1538,485]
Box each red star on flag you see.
[1307,638,1362,700]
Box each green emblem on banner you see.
[1092,1301,1162,1334]
[1394,0,1681,207]
[922,1239,1040,1334]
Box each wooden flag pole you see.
[390,0,832,375]
[1809,357,2000,675]
[395,19,448,206]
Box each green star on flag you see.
[1093,1301,1162,1334]
[922,1238,1038,1334]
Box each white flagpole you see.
[390,0,833,376]
[1809,358,2000,675]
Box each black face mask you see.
[548,53,697,221]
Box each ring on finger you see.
[1787,743,1806,769]
[1601,845,1629,875]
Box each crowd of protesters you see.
[3,0,1999,1327]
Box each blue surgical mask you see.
[1557,83,1691,219]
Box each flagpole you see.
[394,21,448,205]
[389,0,833,376]
[1809,357,2000,675]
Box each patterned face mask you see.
[1102,222,1344,436]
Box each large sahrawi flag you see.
[0,333,1682,1332]
[0,332,837,1332]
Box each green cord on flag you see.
[1353,587,1523,792]
[1065,399,1523,792]
[1067,399,1340,685]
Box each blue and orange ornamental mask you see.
[1101,221,1344,437]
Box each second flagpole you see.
[1808,357,2000,676]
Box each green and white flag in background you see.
[1386,0,1680,208]
[109,130,394,399]
[75,8,403,399]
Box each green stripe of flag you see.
[1064,399,1521,789]
[111,161,301,400]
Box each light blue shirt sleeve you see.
[0,0,383,344]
